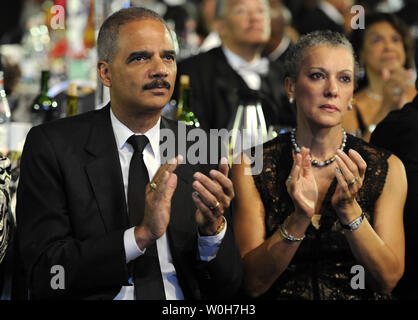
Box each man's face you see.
[101,19,177,114]
[219,0,271,47]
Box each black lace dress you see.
[251,132,392,300]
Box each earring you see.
[289,97,294,104]
[348,104,353,111]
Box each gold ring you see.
[348,178,357,187]
[209,201,220,211]
[150,182,157,191]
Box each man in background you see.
[175,0,296,131]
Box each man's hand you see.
[192,157,235,236]
[134,155,181,250]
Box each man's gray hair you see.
[214,0,270,19]
[97,7,171,63]
[284,30,359,82]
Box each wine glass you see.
[229,95,268,163]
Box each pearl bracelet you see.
[279,218,306,242]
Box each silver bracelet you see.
[340,212,366,232]
[279,218,306,242]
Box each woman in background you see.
[343,13,416,141]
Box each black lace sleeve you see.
[348,135,392,220]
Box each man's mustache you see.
[143,79,171,90]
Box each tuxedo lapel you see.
[212,48,247,129]
[264,61,284,105]
[84,104,128,232]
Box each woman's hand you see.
[381,67,415,110]
[332,149,367,224]
[286,147,318,220]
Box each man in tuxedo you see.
[175,0,296,131]
[16,7,242,300]
[370,53,418,299]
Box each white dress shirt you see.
[222,46,269,91]
[268,36,291,62]
[110,109,227,300]
[199,31,221,53]
[318,1,345,26]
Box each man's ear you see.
[214,19,224,39]
[97,60,112,87]
[285,77,295,100]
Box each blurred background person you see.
[197,0,222,52]
[231,30,406,300]
[295,0,354,36]
[370,52,418,300]
[343,12,416,141]
[175,0,296,132]
[263,0,299,65]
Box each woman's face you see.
[287,45,355,128]
[360,21,406,74]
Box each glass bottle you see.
[31,70,58,125]
[66,82,78,117]
[176,74,199,127]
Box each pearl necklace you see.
[290,128,347,167]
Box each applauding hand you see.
[286,147,318,220]
[192,157,235,236]
[333,149,367,224]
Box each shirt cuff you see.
[124,227,146,263]
[198,216,227,262]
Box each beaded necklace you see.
[290,128,347,167]
[365,89,383,101]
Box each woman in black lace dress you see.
[231,31,407,300]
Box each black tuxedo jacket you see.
[296,6,345,36]
[175,46,296,131]
[16,105,242,300]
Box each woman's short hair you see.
[283,30,358,82]
[97,7,170,64]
